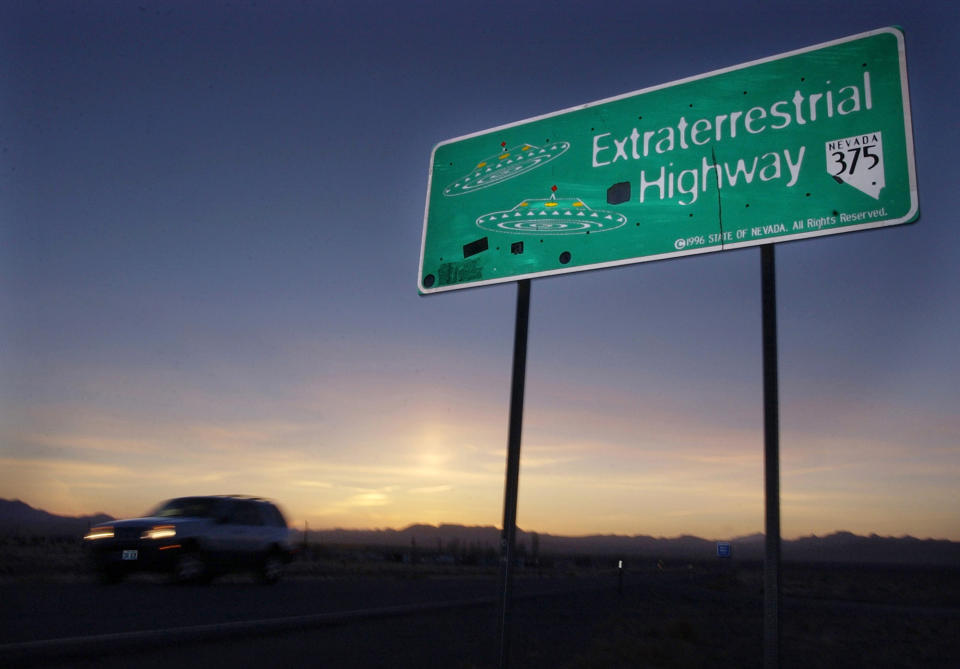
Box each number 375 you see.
[831,145,879,177]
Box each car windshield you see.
[147,497,220,519]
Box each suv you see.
[84,495,295,584]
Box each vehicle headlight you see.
[141,525,177,540]
[84,526,115,540]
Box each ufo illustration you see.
[476,187,627,235]
[442,141,570,196]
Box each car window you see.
[149,497,218,518]
[234,501,262,526]
[258,503,287,527]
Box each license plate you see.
[122,550,138,561]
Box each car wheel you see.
[173,551,208,584]
[259,551,284,585]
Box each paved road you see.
[0,574,507,644]
[0,570,685,669]
[2,572,636,639]
[3,569,957,668]
[0,571,628,667]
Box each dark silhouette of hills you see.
[0,499,112,538]
[3,499,958,565]
[309,525,960,566]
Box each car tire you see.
[173,551,208,584]
[258,551,285,585]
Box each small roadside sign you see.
[717,542,732,558]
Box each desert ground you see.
[1,536,957,668]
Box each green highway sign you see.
[418,27,917,294]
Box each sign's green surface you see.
[419,28,917,294]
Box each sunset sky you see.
[2,0,958,541]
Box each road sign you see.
[419,27,917,294]
[717,542,732,558]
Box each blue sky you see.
[2,0,958,540]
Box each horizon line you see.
[5,499,957,543]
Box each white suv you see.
[84,495,296,584]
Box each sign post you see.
[497,279,530,669]
[761,245,781,668]
[420,27,916,669]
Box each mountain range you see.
[309,524,960,565]
[0,499,113,538]
[3,499,958,565]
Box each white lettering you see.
[723,156,759,186]
[691,118,711,145]
[808,92,823,122]
[592,133,611,167]
[728,110,744,138]
[639,166,666,202]
[613,136,629,162]
[792,90,806,125]
[759,152,781,181]
[676,168,698,205]
[745,106,767,134]
[837,84,861,115]
[784,146,805,187]
[630,128,642,159]
[655,126,675,154]
[677,116,689,150]
[769,100,791,129]
[701,155,722,191]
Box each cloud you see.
[5,356,958,539]
[294,480,333,488]
[0,457,129,479]
[409,484,453,494]
[341,490,392,508]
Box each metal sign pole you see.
[761,245,782,669]
[497,278,531,669]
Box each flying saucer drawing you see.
[476,187,627,235]
[443,141,570,196]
